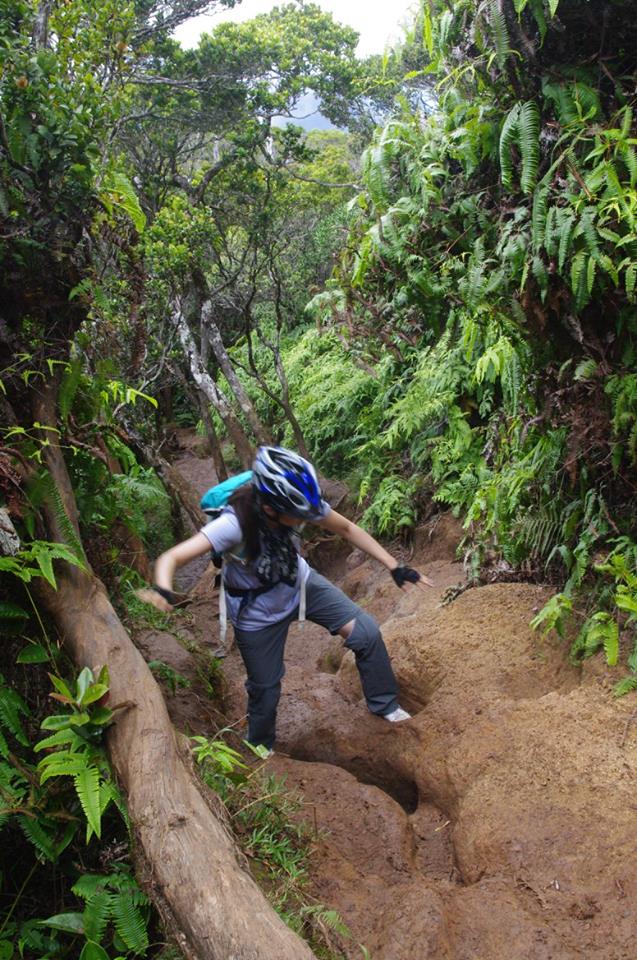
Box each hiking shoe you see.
[383,706,412,723]
[248,743,274,760]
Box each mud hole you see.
[138,444,637,960]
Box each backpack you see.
[200,470,253,517]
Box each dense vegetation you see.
[2,0,637,956]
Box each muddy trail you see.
[138,437,637,960]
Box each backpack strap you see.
[298,573,306,625]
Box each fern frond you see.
[519,102,540,193]
[74,765,102,840]
[499,103,520,190]
[528,0,547,41]
[579,206,601,261]
[614,676,637,697]
[531,184,550,252]
[557,210,576,273]
[489,0,511,68]
[59,359,83,423]
[19,814,57,861]
[573,359,598,381]
[0,684,29,746]
[82,889,112,943]
[111,890,149,954]
[73,874,110,900]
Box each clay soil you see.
[138,440,637,960]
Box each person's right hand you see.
[134,587,174,613]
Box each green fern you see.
[0,677,29,747]
[499,104,520,190]
[519,102,540,193]
[99,171,146,233]
[614,675,637,697]
[489,0,511,68]
[75,765,102,840]
[499,101,540,193]
[19,815,57,862]
[59,358,83,423]
[112,889,149,954]
[82,888,112,943]
[557,209,575,273]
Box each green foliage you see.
[35,666,122,842]
[499,101,540,194]
[0,540,86,589]
[148,661,191,695]
[192,732,355,956]
[0,661,148,960]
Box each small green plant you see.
[148,661,191,695]
[40,867,151,958]
[0,665,147,960]
[35,666,125,840]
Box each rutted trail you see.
[141,441,637,960]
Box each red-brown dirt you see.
[138,446,637,960]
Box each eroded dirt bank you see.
[140,441,637,960]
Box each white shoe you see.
[249,743,274,759]
[383,706,412,723]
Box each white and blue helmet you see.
[252,446,325,519]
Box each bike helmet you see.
[252,446,325,519]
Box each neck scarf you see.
[255,516,298,587]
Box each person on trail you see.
[141,446,433,755]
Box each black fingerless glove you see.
[152,584,179,606]
[390,565,421,588]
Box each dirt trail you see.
[139,440,637,960]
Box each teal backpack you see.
[200,470,253,517]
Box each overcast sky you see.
[173,0,418,56]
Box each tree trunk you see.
[175,308,253,468]
[244,318,310,458]
[32,380,316,960]
[202,303,270,446]
[269,346,309,459]
[196,392,228,482]
[172,363,229,483]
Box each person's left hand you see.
[390,565,434,591]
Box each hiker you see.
[142,446,433,754]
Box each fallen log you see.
[33,382,316,960]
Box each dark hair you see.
[228,483,261,561]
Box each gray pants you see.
[234,570,399,749]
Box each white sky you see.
[173,0,418,57]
